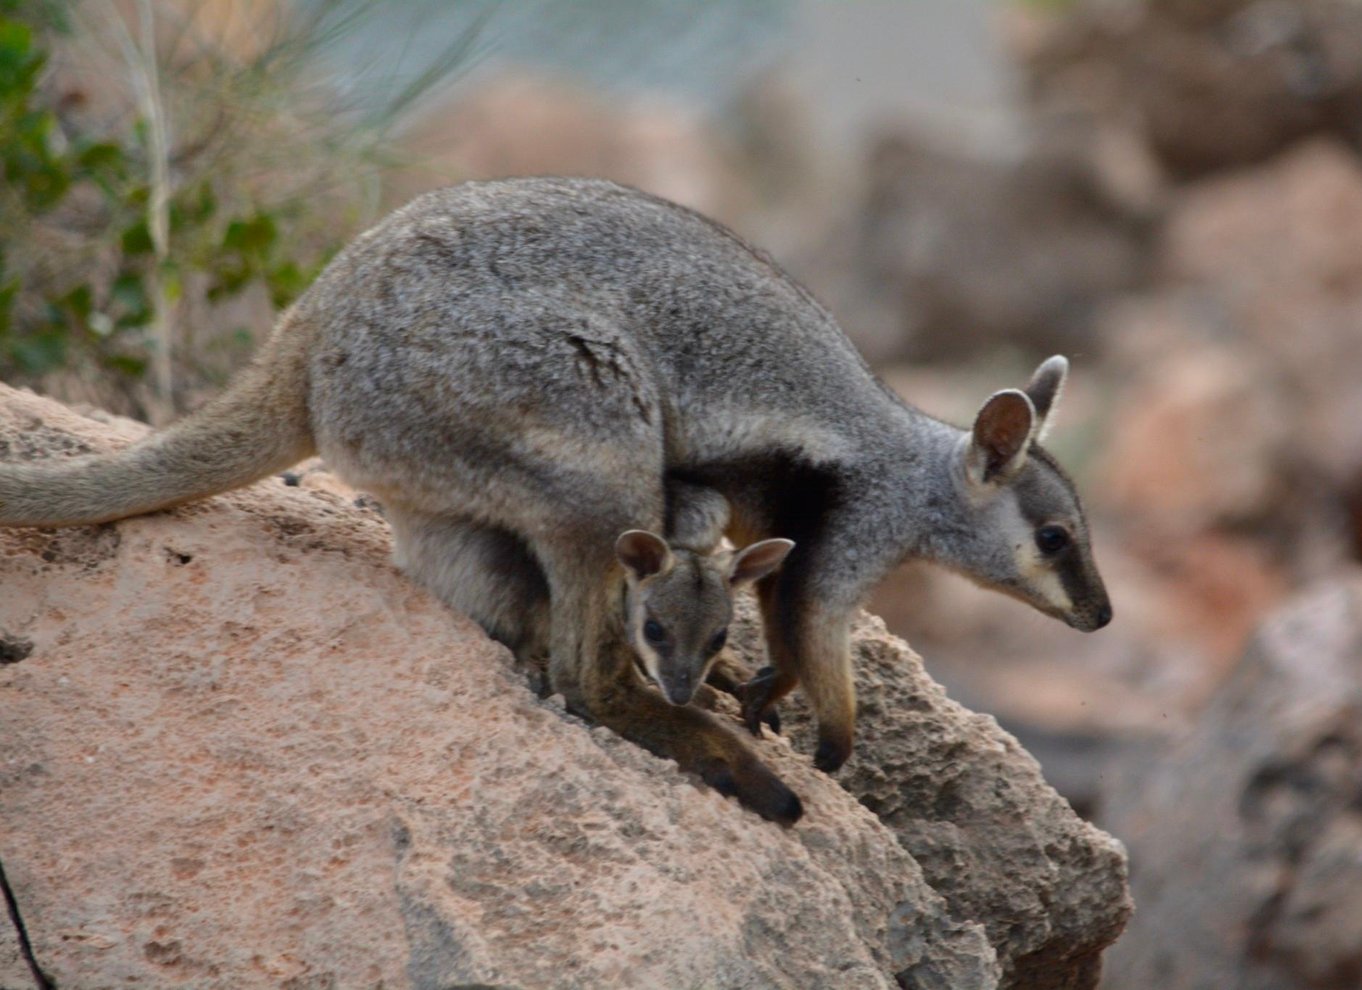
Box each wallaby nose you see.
[1095,602,1113,629]
[664,671,694,706]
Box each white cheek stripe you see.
[1001,497,1073,613]
[629,610,666,687]
[1018,552,1073,613]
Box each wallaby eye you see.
[709,628,728,654]
[643,618,666,644]
[1035,525,1070,555]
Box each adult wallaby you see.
[0,177,1109,819]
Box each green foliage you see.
[0,15,129,375]
[0,10,336,399]
[0,1,478,415]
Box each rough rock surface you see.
[0,385,1128,989]
[769,622,1132,990]
[1102,575,1362,990]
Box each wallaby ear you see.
[966,389,1035,486]
[1024,355,1068,442]
[615,530,673,580]
[728,538,795,587]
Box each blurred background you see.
[5,1,1362,985]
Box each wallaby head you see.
[615,531,795,706]
[949,356,1112,632]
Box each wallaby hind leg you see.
[386,506,549,663]
[525,509,649,714]
[743,575,856,774]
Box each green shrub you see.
[0,1,477,418]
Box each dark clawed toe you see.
[742,704,766,737]
[762,708,781,735]
[813,737,851,774]
[738,666,780,737]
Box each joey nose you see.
[1095,602,1113,629]
[664,671,694,706]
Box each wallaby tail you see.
[0,311,317,527]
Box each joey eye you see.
[1035,525,1070,555]
[643,618,666,643]
[709,628,728,654]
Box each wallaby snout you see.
[1067,594,1112,632]
[661,667,696,706]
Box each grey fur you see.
[0,177,1109,791]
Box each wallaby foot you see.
[746,671,852,773]
[738,665,795,739]
[812,729,853,774]
[739,662,846,770]
[750,584,856,771]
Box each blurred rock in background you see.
[1015,0,1362,178]
[8,1,1362,983]
[1101,576,1362,990]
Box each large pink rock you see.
[0,385,1129,989]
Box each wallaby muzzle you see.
[1067,600,1113,632]
[661,667,697,706]
[1062,580,1113,631]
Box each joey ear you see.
[967,389,1035,485]
[728,538,795,587]
[615,530,673,580]
[1024,355,1068,442]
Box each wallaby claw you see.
[738,665,781,737]
[814,735,851,774]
